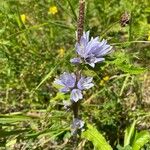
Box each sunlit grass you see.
[0,0,150,149]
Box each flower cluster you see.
[54,72,94,102]
[70,31,112,67]
[54,31,112,134]
[54,31,112,104]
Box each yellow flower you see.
[103,76,110,81]
[48,6,58,15]
[100,75,110,86]
[100,80,104,86]
[20,14,26,24]
[58,48,65,57]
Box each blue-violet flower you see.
[71,118,85,135]
[54,72,94,102]
[70,31,112,67]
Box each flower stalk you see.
[54,0,112,136]
[72,0,85,121]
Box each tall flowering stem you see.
[54,0,112,136]
[72,0,85,120]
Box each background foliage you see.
[0,0,150,149]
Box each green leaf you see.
[112,51,146,74]
[35,65,58,90]
[66,0,77,21]
[132,131,150,150]
[117,64,146,75]
[0,114,38,124]
[83,69,97,77]
[124,120,136,147]
[50,92,67,102]
[81,124,112,150]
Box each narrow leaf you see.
[124,120,136,146]
[35,65,58,90]
[132,130,150,150]
[0,114,37,124]
[66,0,77,21]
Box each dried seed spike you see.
[77,0,85,42]
[120,11,130,27]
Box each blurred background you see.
[0,0,150,149]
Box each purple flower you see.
[54,72,94,102]
[71,118,85,135]
[71,31,112,67]
[77,77,94,90]
[70,89,83,102]
[70,58,81,64]
[54,72,76,93]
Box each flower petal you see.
[94,57,105,63]
[54,78,65,86]
[60,87,70,93]
[77,77,94,90]
[60,72,76,88]
[70,58,81,64]
[71,89,83,102]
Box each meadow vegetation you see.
[0,0,150,149]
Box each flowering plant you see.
[54,31,112,133]
[53,0,112,135]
